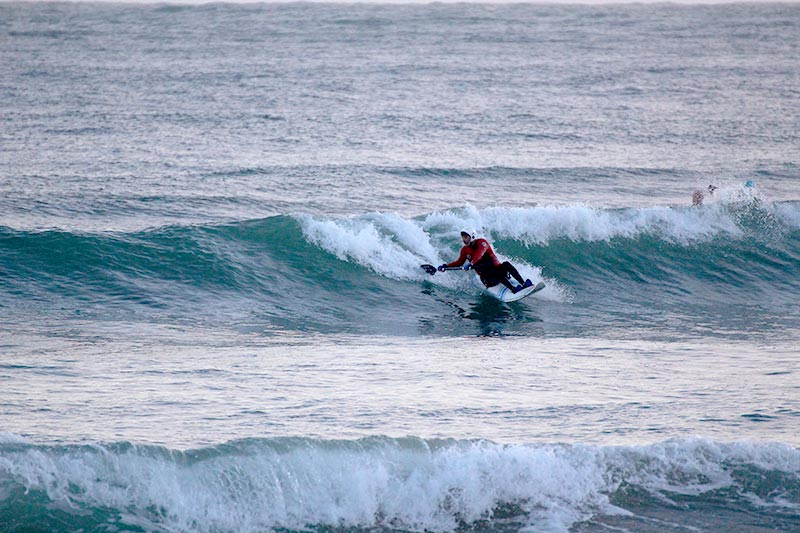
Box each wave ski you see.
[421,263,546,303]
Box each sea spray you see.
[1,437,798,532]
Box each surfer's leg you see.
[501,262,525,285]
[498,276,518,292]
[481,268,519,293]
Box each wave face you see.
[0,436,797,533]
[2,198,799,338]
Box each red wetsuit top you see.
[445,238,500,280]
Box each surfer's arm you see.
[469,240,490,264]
[445,247,470,268]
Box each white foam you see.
[421,202,753,247]
[425,199,800,246]
[299,212,569,298]
[300,214,436,282]
[1,438,798,533]
[297,201,796,302]
[477,204,749,245]
[299,213,477,293]
[704,181,765,206]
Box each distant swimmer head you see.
[708,184,717,194]
[460,228,476,243]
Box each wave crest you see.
[0,436,797,532]
[1,202,798,335]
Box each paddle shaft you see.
[420,263,469,275]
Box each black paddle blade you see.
[420,264,437,275]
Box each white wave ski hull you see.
[483,279,546,302]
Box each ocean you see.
[1,2,799,531]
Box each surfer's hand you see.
[438,264,447,272]
[463,262,471,271]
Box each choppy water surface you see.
[1,2,798,531]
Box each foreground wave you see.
[2,199,799,336]
[0,435,797,532]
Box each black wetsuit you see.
[474,257,525,291]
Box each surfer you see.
[438,229,533,293]
[692,184,717,206]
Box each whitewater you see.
[2,2,799,532]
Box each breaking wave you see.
[1,198,798,336]
[0,435,798,532]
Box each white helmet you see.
[460,228,477,240]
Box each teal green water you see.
[3,201,799,338]
[1,3,798,531]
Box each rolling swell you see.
[0,217,434,333]
[0,435,797,533]
[2,201,798,336]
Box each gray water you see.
[1,3,799,532]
